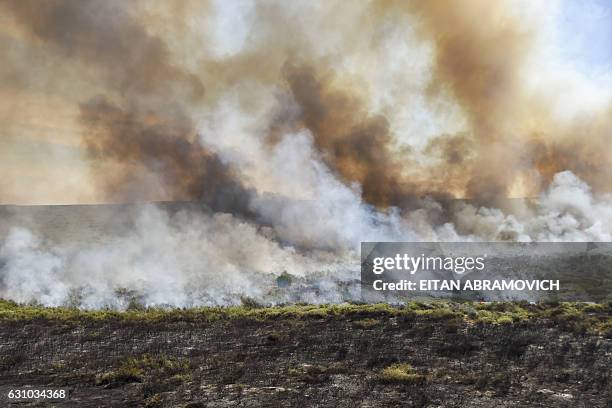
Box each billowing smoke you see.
[281,64,428,209]
[79,97,253,214]
[1,0,611,307]
[4,0,252,211]
[0,205,361,307]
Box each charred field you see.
[0,301,610,407]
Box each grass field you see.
[0,300,610,407]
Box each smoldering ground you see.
[0,0,611,307]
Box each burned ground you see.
[0,301,610,407]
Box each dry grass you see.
[379,363,426,385]
[0,299,610,336]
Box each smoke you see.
[0,205,357,307]
[281,64,415,209]
[1,0,612,307]
[79,96,253,214]
[4,0,253,210]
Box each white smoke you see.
[0,227,69,306]
[444,171,612,242]
[0,203,374,308]
[3,169,612,308]
[3,84,611,308]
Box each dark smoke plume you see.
[282,63,458,210]
[80,96,253,213]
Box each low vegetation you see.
[379,363,426,385]
[0,299,609,336]
[0,298,609,406]
[96,354,189,388]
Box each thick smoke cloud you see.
[402,0,612,204]
[79,96,253,213]
[1,0,612,307]
[282,64,443,210]
[5,0,252,210]
[4,0,612,207]
[0,205,359,307]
